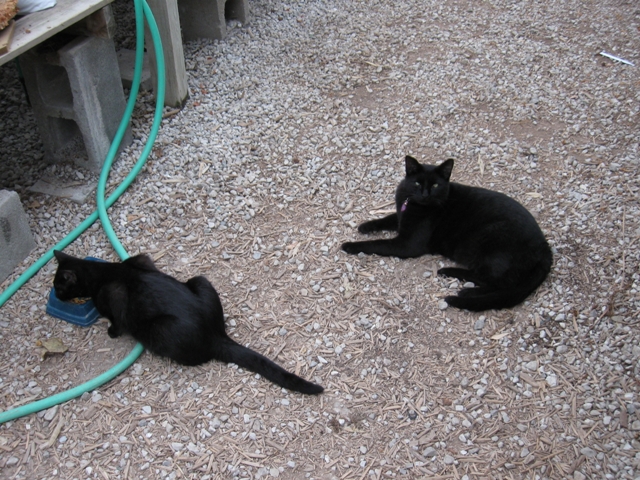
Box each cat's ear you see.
[53,250,72,263]
[404,156,422,176]
[438,158,454,181]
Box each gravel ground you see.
[1,0,639,478]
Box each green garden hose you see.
[0,0,166,424]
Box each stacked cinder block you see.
[19,34,132,173]
[0,190,36,284]
[179,0,249,41]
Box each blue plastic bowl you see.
[46,256,105,327]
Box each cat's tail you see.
[214,337,324,395]
[445,252,552,312]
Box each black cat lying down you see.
[342,156,552,312]
[53,251,323,394]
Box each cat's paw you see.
[443,295,459,307]
[341,242,362,255]
[357,221,379,234]
[107,325,121,338]
[437,267,457,278]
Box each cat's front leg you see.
[97,284,128,339]
[108,323,123,338]
[342,236,426,258]
[358,213,398,234]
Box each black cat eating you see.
[342,156,552,311]
[53,251,323,394]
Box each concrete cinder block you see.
[179,0,249,41]
[0,190,36,284]
[19,35,132,173]
[117,49,152,91]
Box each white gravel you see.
[1,0,639,478]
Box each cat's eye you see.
[433,184,439,188]
[414,181,421,187]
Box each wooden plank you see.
[0,0,113,66]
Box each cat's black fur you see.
[341,156,552,311]
[53,251,323,395]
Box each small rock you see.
[44,406,58,422]
[422,447,437,458]
[580,447,596,458]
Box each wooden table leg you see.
[145,0,189,108]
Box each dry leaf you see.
[38,337,69,361]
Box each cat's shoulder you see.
[452,182,512,201]
[124,254,159,272]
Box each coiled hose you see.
[0,0,166,424]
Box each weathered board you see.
[0,0,112,66]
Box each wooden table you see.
[0,0,113,66]
[0,0,188,107]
